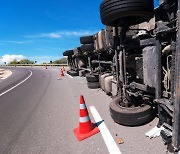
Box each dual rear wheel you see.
[100,0,155,126]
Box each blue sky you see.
[0,0,159,64]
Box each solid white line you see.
[89,106,122,154]
[65,73,73,78]
[0,70,32,97]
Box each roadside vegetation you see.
[9,57,67,65]
[9,59,34,64]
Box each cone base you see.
[73,125,100,141]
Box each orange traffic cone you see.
[74,95,100,141]
[62,66,65,71]
[60,68,64,77]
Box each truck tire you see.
[86,74,99,82]
[68,70,79,76]
[67,70,72,75]
[110,97,155,126]
[80,35,94,44]
[100,0,154,26]
[87,81,100,89]
[63,51,67,56]
[81,44,94,52]
[63,50,74,56]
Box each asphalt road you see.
[0,66,167,154]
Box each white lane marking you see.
[65,73,73,78]
[0,70,32,97]
[89,106,122,154]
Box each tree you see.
[10,59,18,65]
[19,59,34,64]
[53,58,67,64]
[9,59,34,64]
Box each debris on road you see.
[117,138,124,144]
[145,126,165,139]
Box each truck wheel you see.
[63,50,74,56]
[68,70,79,76]
[100,0,154,26]
[110,97,155,126]
[80,35,94,44]
[67,70,72,75]
[86,74,99,82]
[87,82,100,89]
[81,44,94,52]
[63,51,67,56]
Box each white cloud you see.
[0,40,32,44]
[47,33,61,38]
[26,33,61,38]
[25,30,97,39]
[57,30,96,36]
[0,54,26,64]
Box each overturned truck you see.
[63,0,180,152]
[99,0,180,152]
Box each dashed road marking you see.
[89,106,122,154]
[0,70,32,97]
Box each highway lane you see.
[0,67,52,153]
[0,67,106,154]
[0,66,167,154]
[0,67,31,94]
